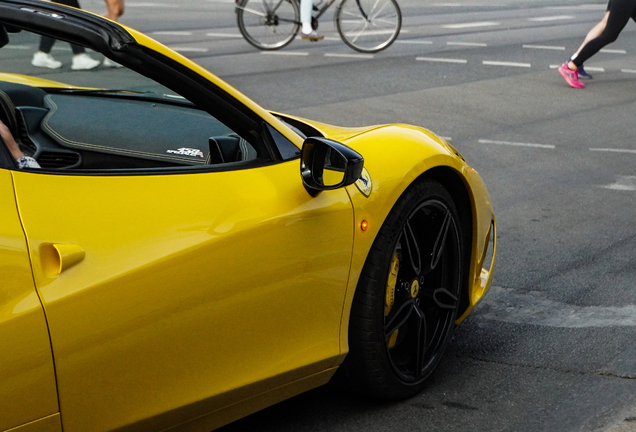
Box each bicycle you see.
[235,0,402,53]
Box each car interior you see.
[0,25,265,172]
[0,81,262,170]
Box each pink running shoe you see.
[558,63,584,88]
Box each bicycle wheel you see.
[336,0,401,53]
[236,0,300,50]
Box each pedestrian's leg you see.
[572,12,609,60]
[571,0,633,67]
[38,36,55,54]
[104,0,124,21]
[70,44,85,55]
[32,36,62,69]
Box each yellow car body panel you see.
[328,125,496,350]
[12,160,354,432]
[0,73,82,89]
[0,170,59,432]
[269,114,496,326]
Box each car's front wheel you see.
[343,178,465,399]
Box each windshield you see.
[0,27,270,172]
[0,28,180,99]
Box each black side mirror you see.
[0,25,8,49]
[301,137,364,196]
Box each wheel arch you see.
[334,168,473,397]
[339,127,495,359]
[417,166,474,320]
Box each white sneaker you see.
[300,30,324,41]
[71,53,101,71]
[32,52,62,69]
[102,57,123,68]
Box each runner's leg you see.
[572,0,635,66]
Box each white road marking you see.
[206,32,244,38]
[325,53,374,59]
[483,60,531,68]
[5,44,31,50]
[443,21,500,29]
[546,5,606,10]
[127,2,179,7]
[479,139,555,149]
[171,47,209,52]
[476,287,636,328]
[341,29,400,36]
[600,48,627,54]
[294,32,342,43]
[396,40,433,45]
[416,57,467,63]
[431,2,501,6]
[528,15,574,22]
[552,65,605,72]
[293,35,340,41]
[590,148,636,154]
[622,69,636,73]
[523,44,565,50]
[261,51,309,56]
[439,136,452,141]
[153,31,193,36]
[600,175,636,191]
[447,41,488,47]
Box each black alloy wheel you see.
[343,178,465,399]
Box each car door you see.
[12,159,354,432]
[0,168,60,432]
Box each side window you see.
[267,124,301,160]
[0,29,263,172]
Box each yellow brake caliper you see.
[385,253,400,349]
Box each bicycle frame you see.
[313,0,338,22]
[235,0,367,26]
[235,0,400,53]
[312,0,370,23]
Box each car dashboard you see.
[0,81,259,171]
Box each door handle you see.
[40,243,85,277]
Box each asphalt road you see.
[78,0,636,430]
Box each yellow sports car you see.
[0,1,496,431]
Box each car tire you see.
[343,178,465,400]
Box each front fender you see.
[334,125,495,359]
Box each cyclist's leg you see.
[300,0,323,39]
[300,0,313,28]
